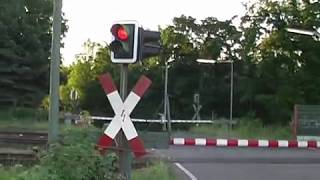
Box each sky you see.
[61,0,253,66]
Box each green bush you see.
[40,96,50,111]
[0,165,26,180]
[14,127,120,180]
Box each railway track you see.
[0,148,37,165]
[0,131,48,145]
[0,131,48,165]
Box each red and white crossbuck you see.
[96,73,151,157]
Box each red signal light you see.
[117,26,128,41]
[111,24,128,41]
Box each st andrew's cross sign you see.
[96,73,151,157]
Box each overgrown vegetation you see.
[0,126,178,180]
[0,165,25,180]
[0,127,120,180]
[0,107,48,130]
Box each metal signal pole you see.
[48,0,62,144]
[164,60,172,136]
[118,64,132,180]
[229,60,234,136]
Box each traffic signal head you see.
[138,28,161,60]
[110,21,139,63]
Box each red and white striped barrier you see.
[170,138,320,149]
[96,73,151,157]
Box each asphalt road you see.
[156,146,320,180]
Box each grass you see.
[0,107,49,131]
[2,161,178,180]
[0,165,26,180]
[0,107,47,121]
[132,161,177,180]
[185,118,293,140]
[0,120,48,131]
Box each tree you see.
[161,15,242,119]
[63,40,112,114]
[0,0,67,108]
[63,40,164,118]
[240,0,320,123]
[63,2,320,124]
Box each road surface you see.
[156,146,320,180]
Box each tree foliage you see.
[4,0,319,124]
[160,15,242,119]
[66,0,320,124]
[0,0,67,107]
[240,0,320,123]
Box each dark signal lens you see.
[109,40,122,52]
